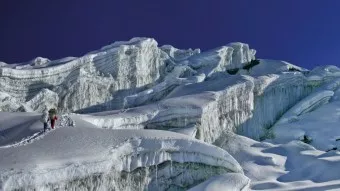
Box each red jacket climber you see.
[50,115,58,129]
[48,108,58,129]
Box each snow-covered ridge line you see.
[0,55,94,79]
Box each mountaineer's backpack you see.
[48,108,57,119]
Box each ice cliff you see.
[2,37,340,190]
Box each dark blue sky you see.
[1,0,340,69]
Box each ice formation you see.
[0,113,244,190]
[2,37,340,190]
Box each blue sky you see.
[1,0,340,69]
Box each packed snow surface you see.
[0,112,244,190]
[1,37,340,190]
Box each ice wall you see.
[10,162,234,191]
[2,38,332,143]
[228,42,256,68]
[0,38,170,112]
[237,74,318,140]
[1,38,259,114]
[91,38,168,88]
[79,73,321,143]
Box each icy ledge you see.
[0,116,243,190]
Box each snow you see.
[227,42,256,67]
[160,45,200,61]
[273,100,340,151]
[219,133,340,191]
[275,90,334,126]
[0,112,243,190]
[168,124,197,138]
[2,37,340,190]
[188,173,250,191]
[247,59,306,76]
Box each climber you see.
[48,108,58,129]
[41,107,49,132]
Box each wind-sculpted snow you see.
[0,112,243,191]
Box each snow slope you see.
[220,133,340,191]
[0,112,245,190]
[1,37,340,190]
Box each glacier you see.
[0,113,244,190]
[1,37,340,190]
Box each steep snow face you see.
[145,72,319,142]
[0,112,244,190]
[186,43,255,78]
[91,38,168,88]
[0,38,258,114]
[79,72,319,143]
[0,38,170,112]
[238,73,318,140]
